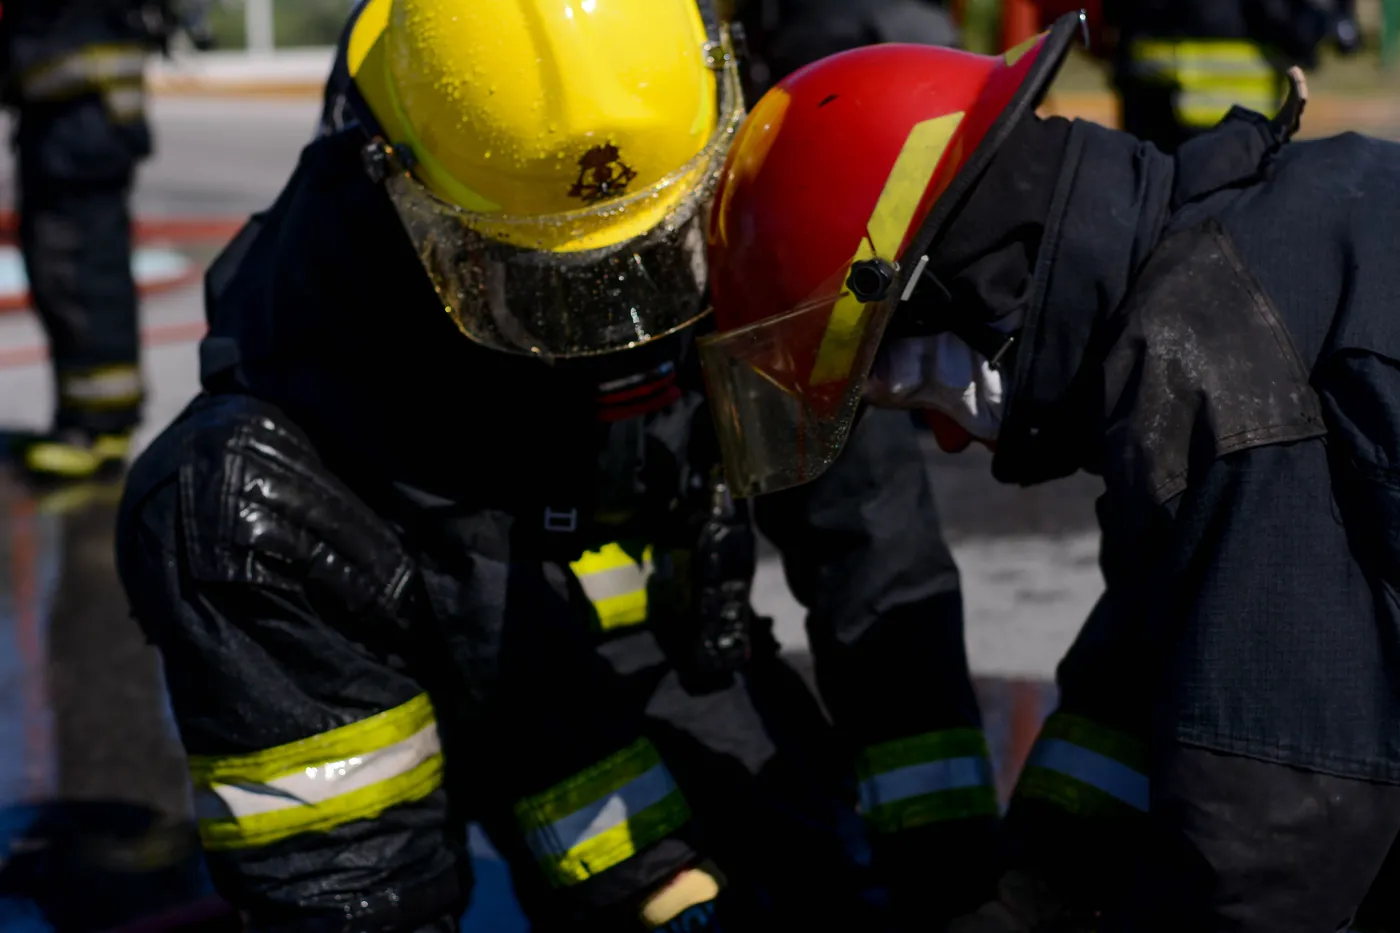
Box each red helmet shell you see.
[708,34,1053,342]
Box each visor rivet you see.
[847,259,898,303]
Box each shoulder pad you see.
[166,394,416,619]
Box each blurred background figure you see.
[729,0,960,98]
[1031,0,1364,152]
[0,1,210,484]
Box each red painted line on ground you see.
[0,319,207,370]
[0,210,242,315]
[0,211,246,245]
[0,266,206,315]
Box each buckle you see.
[544,507,579,533]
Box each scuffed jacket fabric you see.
[116,115,985,930]
[1103,0,1335,151]
[982,100,1400,929]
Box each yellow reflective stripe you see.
[570,543,654,632]
[198,754,444,851]
[809,112,965,387]
[190,694,444,851]
[22,43,147,101]
[515,738,692,887]
[188,693,437,787]
[59,365,143,412]
[1004,32,1045,68]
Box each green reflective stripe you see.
[1013,762,1141,820]
[570,543,653,632]
[1013,714,1149,819]
[865,786,1000,834]
[857,730,998,833]
[1036,714,1147,773]
[189,694,445,851]
[515,738,691,887]
[856,728,990,779]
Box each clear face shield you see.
[364,34,746,362]
[697,259,904,498]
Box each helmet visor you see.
[697,263,899,498]
[380,41,745,360]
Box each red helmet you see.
[697,13,1082,498]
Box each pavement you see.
[0,77,1393,931]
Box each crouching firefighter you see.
[698,13,1400,931]
[116,0,998,930]
[0,1,172,479]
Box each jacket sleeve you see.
[116,404,467,933]
[753,409,999,841]
[116,397,703,930]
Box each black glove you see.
[652,469,756,694]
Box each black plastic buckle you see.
[847,258,899,303]
[361,138,417,184]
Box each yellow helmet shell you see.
[348,0,721,252]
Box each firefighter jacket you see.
[0,0,155,180]
[941,84,1400,925]
[114,114,989,930]
[1103,0,1336,143]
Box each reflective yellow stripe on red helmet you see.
[809,112,967,386]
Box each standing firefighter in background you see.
[729,0,959,98]
[0,1,189,481]
[1038,0,1354,153]
[699,11,1400,931]
[118,0,1000,931]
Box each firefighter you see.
[697,12,1400,930]
[1036,0,1347,154]
[116,1,997,930]
[731,0,959,99]
[0,2,174,481]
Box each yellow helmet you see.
[349,0,733,252]
[343,0,744,360]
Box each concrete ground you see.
[0,86,1394,931]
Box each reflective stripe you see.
[21,43,147,101]
[857,729,999,833]
[104,84,147,121]
[1129,38,1282,128]
[515,738,691,887]
[570,543,653,632]
[188,693,444,851]
[810,111,966,387]
[1013,713,1149,819]
[60,366,143,411]
[1026,739,1149,811]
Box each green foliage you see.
[206,0,355,50]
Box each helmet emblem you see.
[569,144,639,204]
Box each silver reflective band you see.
[576,555,653,605]
[23,46,146,101]
[1026,738,1150,812]
[194,721,442,822]
[104,85,146,120]
[859,756,994,812]
[524,763,678,862]
[61,369,143,404]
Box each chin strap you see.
[860,254,1020,371]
